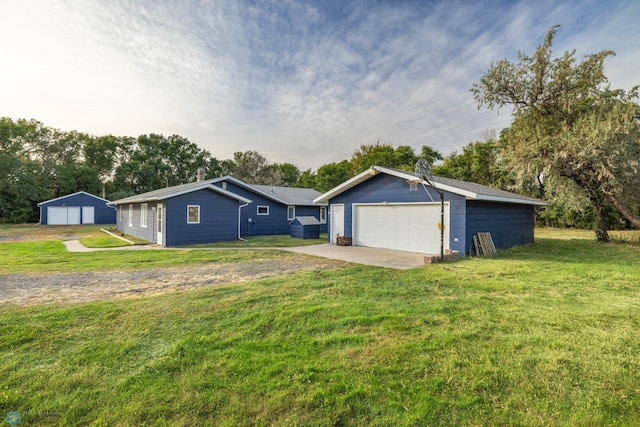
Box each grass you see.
[0,240,293,275]
[185,233,329,248]
[1,228,640,425]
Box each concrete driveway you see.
[282,244,426,270]
[63,240,427,270]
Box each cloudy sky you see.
[1,0,638,170]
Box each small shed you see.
[290,216,320,239]
[38,191,116,225]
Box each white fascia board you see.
[206,185,252,204]
[471,195,548,205]
[313,169,377,203]
[38,191,109,207]
[220,176,290,205]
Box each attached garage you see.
[38,192,116,225]
[353,203,450,254]
[314,166,546,257]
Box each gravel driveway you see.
[0,257,346,306]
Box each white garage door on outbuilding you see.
[48,206,81,225]
[353,203,450,254]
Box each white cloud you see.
[0,0,638,170]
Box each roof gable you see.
[215,176,326,206]
[110,181,252,205]
[313,166,546,206]
[38,191,110,207]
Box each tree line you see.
[2,26,639,239]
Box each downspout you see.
[238,202,249,241]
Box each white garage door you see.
[82,206,95,224]
[354,203,450,254]
[48,206,81,225]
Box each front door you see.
[156,203,164,245]
[330,204,344,244]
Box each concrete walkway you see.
[63,240,427,270]
[63,240,162,252]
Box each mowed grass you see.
[0,240,292,275]
[185,233,329,248]
[1,230,640,425]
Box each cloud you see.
[0,0,638,170]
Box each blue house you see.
[110,181,251,247]
[38,191,116,225]
[109,175,327,246]
[313,166,546,256]
[209,176,328,236]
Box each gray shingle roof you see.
[313,166,546,206]
[110,181,251,205]
[251,184,324,206]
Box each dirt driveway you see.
[0,257,346,306]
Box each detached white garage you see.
[38,192,116,225]
[353,203,450,254]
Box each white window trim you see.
[119,205,123,222]
[128,204,133,227]
[187,205,200,224]
[287,206,295,221]
[257,205,269,215]
[319,207,327,224]
[141,203,148,228]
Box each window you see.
[141,203,148,228]
[319,207,327,224]
[222,181,227,190]
[257,206,269,215]
[287,206,295,221]
[119,205,123,222]
[187,205,200,224]
[128,204,133,227]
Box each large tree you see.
[472,25,640,241]
[434,131,512,189]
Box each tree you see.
[275,163,301,186]
[419,146,443,166]
[434,132,511,188]
[350,142,398,174]
[297,168,316,189]
[315,160,351,193]
[472,25,640,241]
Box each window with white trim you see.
[257,206,269,215]
[141,203,148,227]
[119,205,123,222]
[319,207,327,224]
[287,206,295,221]
[128,204,133,227]
[187,205,200,224]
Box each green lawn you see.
[185,233,329,248]
[1,229,639,425]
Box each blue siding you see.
[465,201,535,253]
[165,189,240,246]
[39,192,116,224]
[115,189,241,246]
[295,205,328,233]
[214,181,327,236]
[291,223,320,239]
[328,174,467,254]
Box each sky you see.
[1,0,639,170]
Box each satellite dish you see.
[415,158,433,182]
